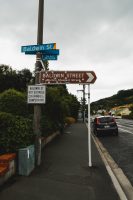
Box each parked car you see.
[92,116,118,136]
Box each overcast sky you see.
[0,0,133,102]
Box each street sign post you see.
[21,43,56,54]
[39,70,97,167]
[21,42,59,166]
[25,49,60,55]
[39,71,97,84]
[27,85,46,104]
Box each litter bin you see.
[18,145,35,176]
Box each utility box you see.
[18,145,35,176]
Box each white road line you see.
[118,126,133,134]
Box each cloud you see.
[0,0,133,102]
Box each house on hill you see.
[111,104,132,116]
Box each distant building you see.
[111,104,132,116]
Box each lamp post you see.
[34,0,44,166]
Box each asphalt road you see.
[97,118,133,186]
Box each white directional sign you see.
[27,85,46,104]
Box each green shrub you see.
[41,115,59,137]
[0,112,34,153]
[65,117,76,125]
[0,89,28,117]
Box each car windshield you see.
[98,117,114,123]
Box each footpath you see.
[0,122,119,200]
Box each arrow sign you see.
[21,43,56,53]
[39,71,97,84]
[86,72,96,83]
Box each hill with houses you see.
[91,88,133,117]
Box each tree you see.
[17,68,33,90]
[0,65,17,92]
[65,94,80,120]
[0,64,16,75]
[0,65,33,92]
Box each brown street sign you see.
[39,71,97,84]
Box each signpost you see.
[27,85,46,104]
[39,69,96,167]
[21,43,56,53]
[39,71,96,84]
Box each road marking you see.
[118,125,133,134]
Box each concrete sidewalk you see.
[0,122,119,200]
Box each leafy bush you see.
[0,112,34,153]
[41,115,59,137]
[0,89,28,117]
[65,117,76,125]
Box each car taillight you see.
[96,118,100,124]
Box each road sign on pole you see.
[42,55,58,61]
[25,49,60,56]
[21,43,56,54]
[43,49,59,55]
[27,85,46,104]
[39,71,97,84]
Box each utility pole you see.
[34,0,44,166]
[77,85,86,122]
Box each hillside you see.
[91,88,133,113]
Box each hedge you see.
[0,89,29,117]
[41,115,59,137]
[0,112,34,153]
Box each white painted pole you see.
[88,84,92,167]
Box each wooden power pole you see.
[34,0,44,166]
